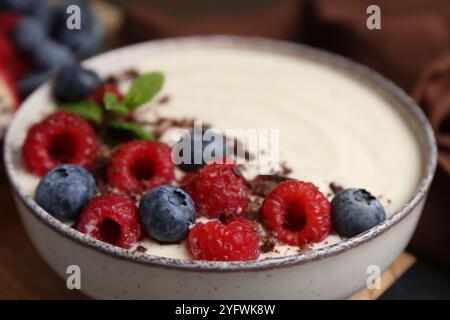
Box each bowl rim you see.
[4,36,438,272]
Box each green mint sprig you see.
[123,72,164,110]
[59,72,164,141]
[109,120,155,140]
[104,92,129,116]
[60,102,103,124]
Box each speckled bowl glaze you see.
[4,37,437,299]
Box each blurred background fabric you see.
[114,0,450,270]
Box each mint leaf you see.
[123,72,164,110]
[60,102,102,124]
[109,120,155,140]
[104,92,129,116]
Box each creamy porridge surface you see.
[12,45,423,259]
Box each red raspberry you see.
[7,53,33,81]
[262,180,332,246]
[182,163,249,219]
[88,84,124,106]
[22,111,99,176]
[0,36,15,63]
[0,12,21,36]
[0,14,33,81]
[187,218,260,261]
[107,140,174,194]
[77,194,142,249]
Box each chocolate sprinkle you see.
[157,95,171,105]
[280,162,292,175]
[231,137,255,161]
[135,245,147,253]
[248,175,293,197]
[329,182,344,195]
[260,240,275,253]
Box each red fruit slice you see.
[262,180,332,246]
[77,194,142,249]
[107,140,175,194]
[182,163,249,219]
[187,217,260,261]
[22,111,99,176]
[0,12,21,36]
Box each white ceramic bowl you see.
[4,37,437,299]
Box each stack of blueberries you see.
[0,0,102,95]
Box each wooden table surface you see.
[0,176,85,299]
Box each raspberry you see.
[262,180,332,246]
[107,140,174,194]
[77,194,142,249]
[0,12,21,36]
[0,36,15,63]
[0,43,33,82]
[182,163,249,219]
[22,111,99,176]
[6,53,33,81]
[88,84,124,106]
[187,218,260,261]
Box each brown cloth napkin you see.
[122,0,305,42]
[412,55,450,173]
[304,0,450,91]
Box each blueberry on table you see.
[32,39,75,71]
[53,63,101,103]
[12,17,47,52]
[331,188,386,237]
[139,186,196,243]
[28,1,55,34]
[35,164,96,222]
[175,129,228,172]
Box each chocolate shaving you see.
[280,162,292,175]
[137,117,209,139]
[329,182,344,195]
[245,196,264,221]
[230,137,255,161]
[157,95,171,105]
[248,175,293,197]
[123,69,139,79]
[104,68,140,86]
[104,75,118,86]
[260,240,275,253]
[135,245,147,253]
[231,166,246,180]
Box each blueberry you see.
[32,40,75,71]
[331,188,386,237]
[28,1,55,34]
[18,68,55,96]
[12,17,47,52]
[57,0,96,54]
[58,23,102,59]
[139,186,196,243]
[35,164,96,222]
[53,63,101,103]
[175,129,228,172]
